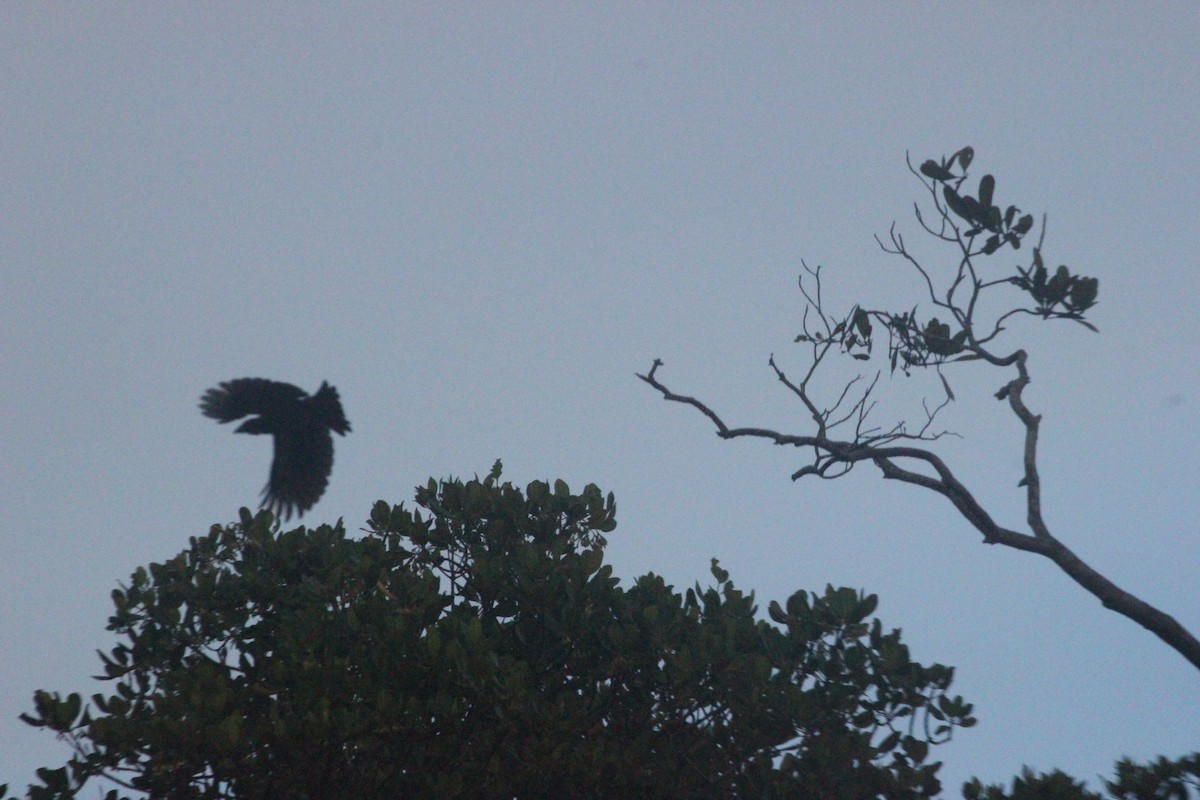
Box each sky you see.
[3,4,1198,795]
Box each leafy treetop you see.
[10,462,973,800]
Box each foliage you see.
[812,146,1098,378]
[962,754,1200,800]
[640,147,1200,672]
[10,462,973,799]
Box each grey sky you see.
[3,4,1198,794]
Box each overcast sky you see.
[3,4,1198,795]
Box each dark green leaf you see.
[1068,276,1099,311]
[987,205,1002,232]
[904,736,930,763]
[960,194,986,224]
[853,307,872,338]
[1046,265,1071,304]
[920,159,956,182]
[978,174,995,208]
[943,186,974,223]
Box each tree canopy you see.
[10,463,974,800]
[962,756,1200,800]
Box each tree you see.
[9,463,974,800]
[638,147,1200,671]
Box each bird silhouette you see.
[200,378,351,520]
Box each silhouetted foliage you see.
[200,378,351,520]
[12,463,974,799]
[962,754,1200,800]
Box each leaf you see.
[986,205,1002,233]
[1013,214,1034,235]
[1045,265,1071,304]
[982,234,1001,255]
[877,730,902,753]
[954,146,974,170]
[853,306,872,338]
[1068,276,1099,311]
[924,319,961,356]
[960,194,986,224]
[942,186,974,223]
[920,159,956,182]
[1029,258,1049,301]
[851,353,870,361]
[978,174,995,209]
[904,736,930,763]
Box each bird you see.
[200,378,351,521]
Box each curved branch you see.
[639,359,1200,672]
[637,359,731,436]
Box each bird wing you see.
[262,425,336,521]
[199,378,306,424]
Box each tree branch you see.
[640,359,1200,671]
[639,147,1200,672]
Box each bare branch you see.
[637,359,731,437]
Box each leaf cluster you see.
[962,753,1200,800]
[12,464,972,800]
[1011,248,1099,323]
[887,312,969,375]
[921,147,1036,256]
[796,304,965,382]
[796,146,1100,405]
[918,147,1100,329]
